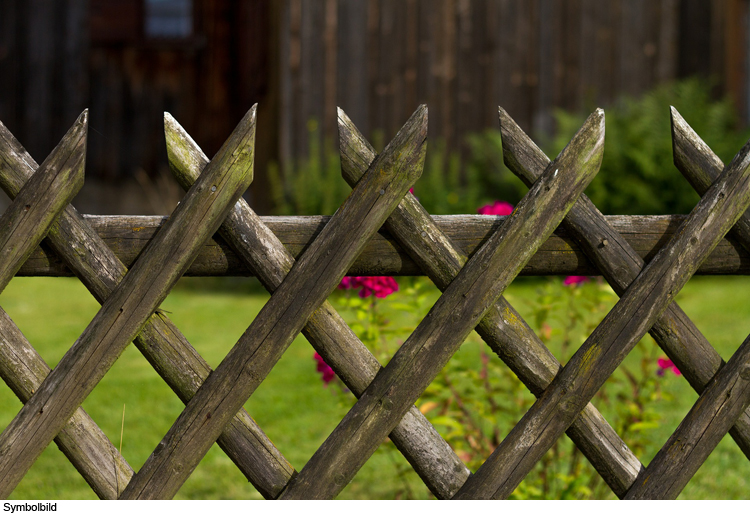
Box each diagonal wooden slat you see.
[621,107,750,499]
[0,111,86,291]
[0,107,295,499]
[0,307,134,499]
[120,106,429,500]
[0,107,257,498]
[281,109,606,499]
[499,106,750,462]
[455,133,750,499]
[164,112,470,499]
[0,112,132,499]
[625,333,750,499]
[335,108,641,496]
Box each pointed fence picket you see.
[0,103,749,500]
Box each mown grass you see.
[0,275,749,499]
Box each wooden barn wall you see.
[275,0,747,166]
[0,0,748,214]
[0,0,89,165]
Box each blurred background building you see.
[0,0,748,214]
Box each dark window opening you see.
[145,0,193,38]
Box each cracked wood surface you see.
[280,108,605,499]
[164,110,468,499]
[120,106,428,500]
[454,120,750,499]
[0,107,257,498]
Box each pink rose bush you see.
[313,352,336,385]
[477,200,514,216]
[339,276,399,298]
[656,357,681,377]
[563,276,589,286]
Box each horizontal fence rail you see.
[0,103,749,500]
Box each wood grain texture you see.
[120,106,428,500]
[621,107,750,499]
[164,110,469,499]
[336,107,641,497]
[280,108,605,500]
[455,122,750,500]
[0,107,257,498]
[0,112,132,499]
[0,110,86,291]
[14,213,750,278]
[0,109,295,499]
[0,307,133,499]
[496,106,750,464]
[625,333,750,499]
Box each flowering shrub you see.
[309,201,670,499]
[477,200,514,216]
[339,276,399,299]
[657,357,681,376]
[563,275,589,286]
[313,352,336,385]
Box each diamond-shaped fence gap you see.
[175,442,265,500]
[8,440,98,499]
[337,438,435,499]
[509,432,614,500]
[417,334,531,470]
[158,278,272,369]
[680,434,750,499]
[246,331,348,472]
[79,340,183,471]
[505,277,619,367]
[672,275,750,359]
[330,276,443,368]
[0,277,100,366]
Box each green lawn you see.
[0,274,749,499]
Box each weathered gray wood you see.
[619,107,750,499]
[120,106,428,500]
[164,111,469,499]
[281,109,605,499]
[0,110,85,291]
[0,107,257,498]
[0,112,133,499]
[0,307,133,499]
[335,107,641,497]
[14,213,750,278]
[672,106,750,259]
[0,110,295,498]
[498,105,750,464]
[625,333,750,499]
[455,127,750,500]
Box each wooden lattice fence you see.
[1,102,750,499]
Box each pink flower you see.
[657,358,681,377]
[477,200,514,216]
[314,352,336,385]
[339,276,399,299]
[563,276,589,286]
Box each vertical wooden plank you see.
[278,0,294,164]
[0,0,20,129]
[403,0,419,118]
[561,0,581,113]
[723,0,747,117]
[323,0,338,140]
[535,0,556,136]
[337,0,369,132]
[299,0,326,157]
[416,0,433,128]
[62,0,89,129]
[656,0,679,84]
[678,0,712,78]
[24,0,56,160]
